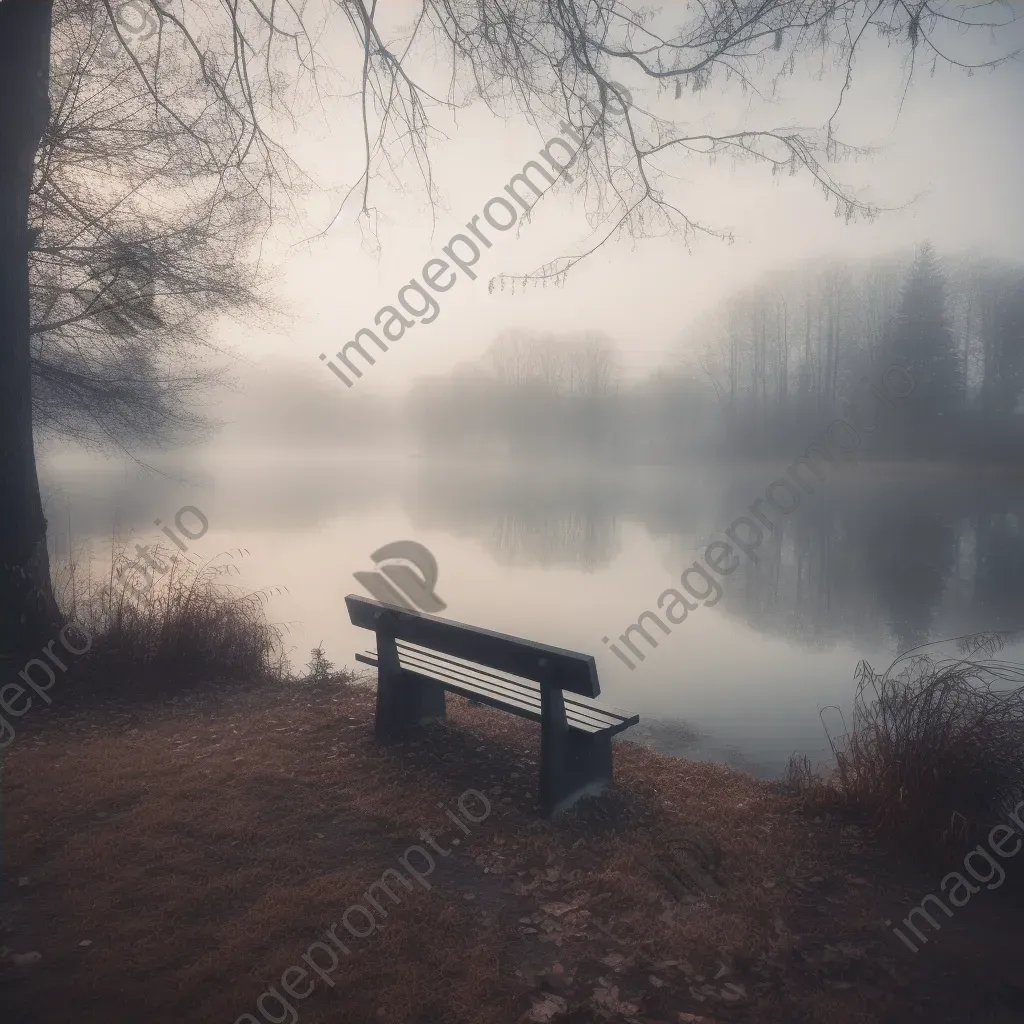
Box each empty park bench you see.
[346,594,639,816]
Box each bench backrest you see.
[345,594,601,698]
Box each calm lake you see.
[40,449,1024,778]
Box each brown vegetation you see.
[3,674,1023,1023]
[789,638,1024,855]
[50,543,290,701]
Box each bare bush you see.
[56,542,289,695]
[826,634,1024,850]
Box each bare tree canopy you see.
[30,1,279,449]
[68,0,1024,275]
[0,0,1017,650]
[326,0,1018,271]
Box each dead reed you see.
[808,633,1024,851]
[51,539,290,696]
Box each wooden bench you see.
[346,594,639,816]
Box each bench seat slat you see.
[390,644,636,733]
[357,649,544,714]
[397,652,626,734]
[395,640,635,726]
[356,651,613,734]
[356,650,607,731]
[390,648,543,712]
[357,651,546,722]
[407,666,548,724]
[393,644,618,726]
[395,651,545,715]
[391,647,619,735]
[356,649,636,736]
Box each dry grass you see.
[799,635,1024,853]
[4,679,1023,1023]
[50,541,291,697]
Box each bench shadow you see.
[364,695,667,841]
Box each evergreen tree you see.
[885,243,962,421]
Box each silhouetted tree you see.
[691,245,1024,456]
[981,277,1024,415]
[30,2,274,448]
[884,243,962,424]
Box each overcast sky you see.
[215,6,1024,397]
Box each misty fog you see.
[36,12,1024,775]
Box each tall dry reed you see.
[819,632,1024,850]
[53,539,289,695]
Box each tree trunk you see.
[779,298,788,410]
[830,288,841,405]
[962,296,972,402]
[0,1,59,660]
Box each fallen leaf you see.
[541,902,575,918]
[521,993,567,1022]
[591,985,638,1015]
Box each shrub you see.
[300,643,355,685]
[53,540,289,697]
[814,633,1024,851]
[779,752,818,797]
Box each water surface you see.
[41,451,1024,778]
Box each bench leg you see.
[541,728,613,816]
[374,631,447,740]
[539,684,613,816]
[375,674,447,739]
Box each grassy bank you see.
[2,677,1023,1024]
[2,566,1023,1022]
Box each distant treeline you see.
[407,244,1024,463]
